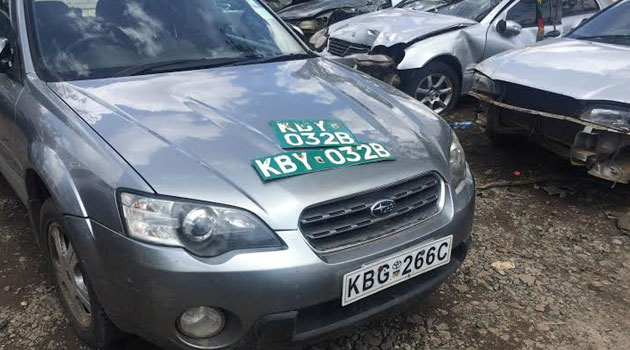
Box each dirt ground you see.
[0,101,629,350]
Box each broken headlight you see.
[119,192,283,257]
[472,71,501,96]
[310,27,328,51]
[449,130,467,187]
[297,18,326,32]
[580,106,630,132]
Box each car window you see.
[27,0,305,81]
[569,0,630,46]
[436,0,502,21]
[397,0,448,10]
[0,0,10,38]
[562,0,599,16]
[506,0,562,27]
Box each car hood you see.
[49,58,451,230]
[279,0,371,20]
[477,39,630,104]
[328,9,475,47]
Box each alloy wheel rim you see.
[48,224,92,328]
[415,73,453,114]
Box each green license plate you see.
[252,143,396,181]
[270,120,359,149]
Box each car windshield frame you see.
[23,0,310,82]
[568,0,630,46]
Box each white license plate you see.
[342,235,453,306]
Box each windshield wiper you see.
[229,53,313,66]
[113,53,312,77]
[113,55,263,77]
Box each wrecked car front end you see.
[278,0,394,43]
[320,8,478,92]
[320,1,503,114]
[472,83,630,183]
[471,2,630,184]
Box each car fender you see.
[16,79,154,235]
[397,29,480,80]
[28,142,88,218]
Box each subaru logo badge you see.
[370,199,396,218]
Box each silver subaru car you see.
[0,0,474,349]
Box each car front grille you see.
[501,83,585,118]
[299,173,443,252]
[327,38,370,57]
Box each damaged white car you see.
[321,0,611,114]
[471,0,630,183]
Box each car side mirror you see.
[497,20,522,36]
[0,38,12,73]
[289,24,305,40]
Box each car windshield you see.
[569,0,630,46]
[396,0,449,10]
[27,0,306,81]
[436,0,502,21]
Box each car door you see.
[482,0,563,60]
[0,0,24,189]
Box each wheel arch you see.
[397,29,473,84]
[25,142,88,242]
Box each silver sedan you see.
[471,0,630,183]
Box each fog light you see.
[177,306,225,339]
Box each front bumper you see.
[471,91,630,184]
[64,170,474,350]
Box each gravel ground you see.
[0,102,629,350]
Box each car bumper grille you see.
[327,38,370,57]
[299,173,443,252]
[500,83,585,118]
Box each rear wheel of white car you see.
[41,198,125,348]
[403,61,461,115]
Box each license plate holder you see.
[342,235,453,306]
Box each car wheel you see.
[403,61,461,115]
[40,198,125,348]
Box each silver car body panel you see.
[327,9,476,47]
[476,38,630,104]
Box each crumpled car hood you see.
[477,39,630,104]
[49,58,451,229]
[328,9,475,47]
[279,0,371,20]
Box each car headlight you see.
[297,19,325,32]
[309,27,328,51]
[580,106,630,132]
[120,192,283,257]
[449,130,467,186]
[472,71,501,96]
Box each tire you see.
[402,61,461,116]
[40,198,125,348]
